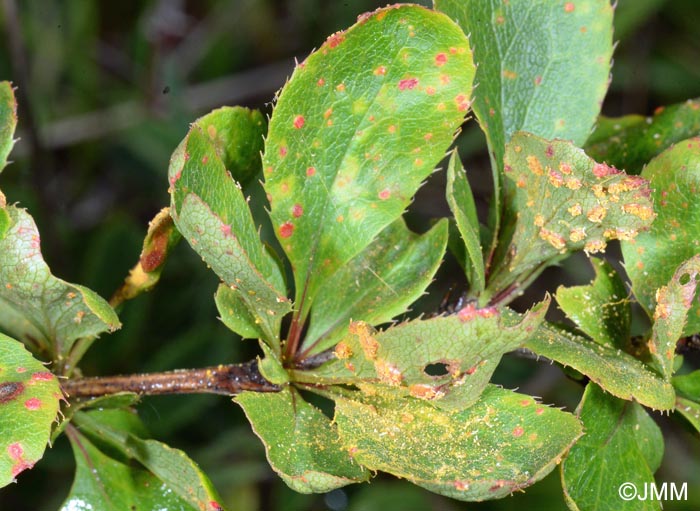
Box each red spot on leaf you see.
[490,480,507,492]
[7,443,23,460]
[592,162,620,178]
[465,366,477,375]
[512,426,524,437]
[169,169,182,187]
[31,372,54,382]
[306,167,316,177]
[326,32,345,48]
[201,155,209,165]
[317,78,325,86]
[458,303,499,322]
[12,460,34,478]
[293,115,305,129]
[16,367,26,373]
[520,399,531,407]
[220,224,232,237]
[210,501,223,511]
[435,53,447,66]
[279,222,294,238]
[398,78,419,90]
[536,407,545,415]
[425,86,436,95]
[378,188,391,200]
[545,145,554,158]
[374,66,387,76]
[279,146,287,157]
[564,2,575,12]
[292,204,303,218]
[24,398,41,410]
[534,76,543,86]
[455,94,471,111]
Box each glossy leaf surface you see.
[561,383,663,511]
[62,428,202,511]
[302,218,448,356]
[435,0,613,229]
[72,409,225,511]
[586,98,700,175]
[263,5,475,316]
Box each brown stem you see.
[61,360,279,399]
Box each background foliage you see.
[1,1,699,509]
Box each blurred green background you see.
[1,1,699,510]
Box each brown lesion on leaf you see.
[0,381,24,404]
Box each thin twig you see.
[62,360,279,399]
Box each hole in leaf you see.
[424,362,450,377]
[680,273,691,285]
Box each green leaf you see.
[561,383,663,511]
[621,140,700,335]
[673,370,700,401]
[169,107,289,348]
[298,299,548,411]
[435,0,613,236]
[0,206,119,362]
[257,341,289,385]
[72,409,225,510]
[110,207,182,308]
[489,132,654,296]
[525,323,675,410]
[446,151,485,293]
[0,333,61,487]
[556,257,630,348]
[236,387,369,493]
[646,256,700,380]
[192,106,266,186]
[263,5,475,317]
[302,218,448,356]
[585,98,700,175]
[62,428,203,511]
[0,81,17,173]
[676,397,700,434]
[0,193,10,239]
[214,283,266,340]
[335,385,583,501]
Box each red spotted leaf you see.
[0,334,61,487]
[263,5,475,319]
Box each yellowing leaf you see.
[335,385,582,501]
[489,132,654,298]
[298,299,548,411]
